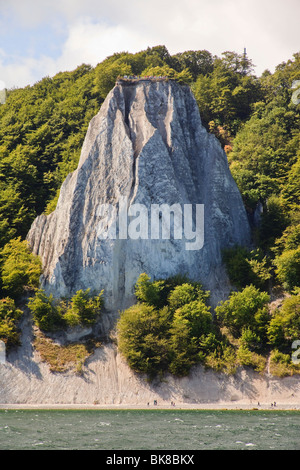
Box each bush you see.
[240,327,261,351]
[168,283,209,311]
[169,300,213,376]
[0,237,42,299]
[269,349,294,377]
[236,345,266,372]
[267,294,300,349]
[274,247,300,292]
[28,288,103,332]
[28,290,63,332]
[117,273,213,378]
[66,289,103,325]
[134,273,166,308]
[117,303,172,377]
[222,246,271,291]
[0,297,23,347]
[215,285,270,339]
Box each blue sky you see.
[0,0,299,89]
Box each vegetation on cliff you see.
[117,274,300,378]
[0,45,299,377]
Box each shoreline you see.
[0,402,299,411]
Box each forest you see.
[0,45,299,377]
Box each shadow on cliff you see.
[6,311,43,380]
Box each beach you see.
[1,316,300,410]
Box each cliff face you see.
[27,79,250,311]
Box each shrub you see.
[274,247,300,292]
[168,283,209,311]
[169,300,213,376]
[66,288,103,325]
[118,274,213,378]
[222,246,271,291]
[269,349,294,377]
[28,288,103,332]
[215,285,270,338]
[28,289,63,332]
[236,345,266,372]
[134,273,166,308]
[0,297,23,347]
[117,303,171,377]
[0,237,42,299]
[267,294,300,348]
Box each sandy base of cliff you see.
[0,403,299,411]
[0,315,300,410]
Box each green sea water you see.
[0,409,299,450]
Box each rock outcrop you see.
[27,79,251,312]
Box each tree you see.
[28,288,103,331]
[215,285,270,339]
[117,303,171,377]
[222,246,271,291]
[28,289,62,332]
[141,65,193,83]
[0,237,41,299]
[274,248,300,292]
[171,50,214,79]
[268,294,300,349]
[168,283,209,311]
[66,288,103,325]
[0,297,23,347]
[94,60,132,98]
[172,300,212,339]
[134,273,166,308]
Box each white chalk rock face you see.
[27,80,251,310]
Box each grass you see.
[33,331,101,374]
[269,349,300,377]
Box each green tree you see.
[141,65,193,83]
[268,294,300,349]
[94,60,132,98]
[66,288,103,325]
[117,303,171,377]
[0,297,23,347]
[171,50,214,80]
[0,237,41,298]
[274,248,300,291]
[168,283,209,311]
[215,285,270,339]
[28,289,63,332]
[222,246,271,291]
[28,288,103,331]
[134,273,166,308]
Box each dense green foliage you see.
[118,274,300,378]
[0,45,299,376]
[117,273,215,378]
[28,288,103,332]
[0,237,41,298]
[215,285,270,343]
[0,297,23,347]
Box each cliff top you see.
[116,76,186,86]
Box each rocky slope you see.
[27,79,250,313]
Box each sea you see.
[0,409,299,452]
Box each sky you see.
[0,0,299,89]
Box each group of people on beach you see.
[257,402,277,407]
[146,400,176,406]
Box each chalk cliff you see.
[27,79,251,311]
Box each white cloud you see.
[57,19,152,70]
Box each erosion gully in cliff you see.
[27,78,251,314]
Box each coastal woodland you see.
[0,45,299,378]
